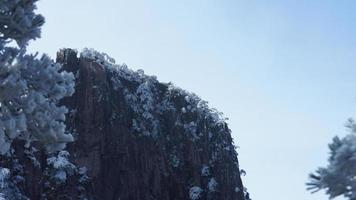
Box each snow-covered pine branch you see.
[0,0,75,155]
[307,118,356,200]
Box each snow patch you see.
[189,186,203,200]
[208,178,217,192]
[201,165,210,177]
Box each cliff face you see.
[0,48,247,200]
[58,48,246,200]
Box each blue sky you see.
[28,1,356,199]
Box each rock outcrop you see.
[59,48,246,200]
[1,48,247,200]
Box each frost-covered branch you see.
[0,0,44,47]
[0,0,74,155]
[307,119,356,200]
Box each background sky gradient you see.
[28,1,356,199]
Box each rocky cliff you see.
[0,48,248,200]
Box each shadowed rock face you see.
[0,48,246,200]
[57,48,246,200]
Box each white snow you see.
[201,165,210,177]
[0,168,10,188]
[47,151,75,183]
[208,178,217,192]
[235,187,241,193]
[189,186,203,200]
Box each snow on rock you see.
[51,48,248,200]
[47,151,75,183]
[208,178,218,192]
[80,48,232,142]
[201,165,210,177]
[0,168,10,188]
[0,166,27,200]
[171,154,180,168]
[235,187,241,193]
[189,186,203,200]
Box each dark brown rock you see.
[0,48,247,200]
[58,48,246,200]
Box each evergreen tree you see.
[307,118,356,200]
[0,0,75,155]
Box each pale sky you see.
[28,1,356,199]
